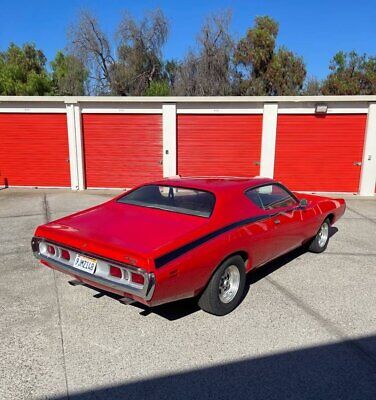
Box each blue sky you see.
[0,0,375,79]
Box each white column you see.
[162,104,177,177]
[359,103,376,196]
[65,102,85,190]
[73,104,85,190]
[260,103,278,178]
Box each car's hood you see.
[35,200,212,269]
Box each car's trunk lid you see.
[35,201,211,270]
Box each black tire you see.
[198,255,246,316]
[308,218,331,253]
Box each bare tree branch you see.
[68,10,114,94]
[173,10,234,95]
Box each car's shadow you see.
[88,226,338,321]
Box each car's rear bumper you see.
[31,237,156,302]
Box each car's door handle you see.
[274,219,281,225]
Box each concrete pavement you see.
[0,188,375,399]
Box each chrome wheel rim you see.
[318,222,329,247]
[218,265,240,304]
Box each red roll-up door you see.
[82,114,163,188]
[274,114,367,192]
[0,113,70,187]
[177,115,263,177]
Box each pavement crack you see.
[265,276,376,372]
[42,194,51,224]
[42,193,70,400]
[346,206,376,225]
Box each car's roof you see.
[152,176,275,193]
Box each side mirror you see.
[299,198,308,208]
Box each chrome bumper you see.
[31,237,155,301]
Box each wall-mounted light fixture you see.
[315,103,328,114]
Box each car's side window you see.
[246,184,297,211]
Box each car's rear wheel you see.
[198,255,246,316]
[308,218,330,253]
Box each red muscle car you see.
[32,177,346,315]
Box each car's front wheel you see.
[308,218,331,253]
[198,255,246,316]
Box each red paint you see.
[82,114,163,188]
[177,115,263,177]
[274,114,366,192]
[0,113,70,187]
[34,177,345,307]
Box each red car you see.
[32,177,345,315]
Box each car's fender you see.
[150,226,254,306]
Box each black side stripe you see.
[154,214,270,268]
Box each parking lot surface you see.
[0,188,375,400]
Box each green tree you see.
[0,43,52,95]
[265,48,306,95]
[322,51,376,95]
[144,80,170,96]
[234,16,306,95]
[51,51,88,95]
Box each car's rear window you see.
[117,185,215,217]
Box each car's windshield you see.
[117,185,215,217]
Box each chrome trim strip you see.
[32,237,146,274]
[32,237,155,301]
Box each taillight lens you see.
[131,272,145,285]
[47,245,55,255]
[61,249,70,261]
[109,265,122,278]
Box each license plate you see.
[73,254,97,274]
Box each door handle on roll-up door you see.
[274,219,281,225]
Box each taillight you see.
[131,272,145,285]
[109,265,122,278]
[47,245,55,255]
[61,249,70,261]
